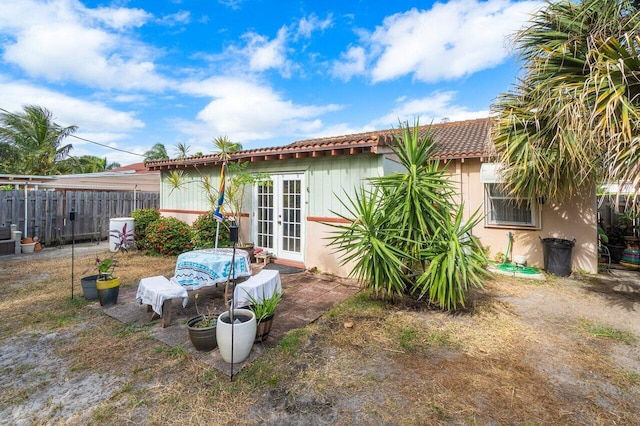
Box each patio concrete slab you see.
[98,265,360,378]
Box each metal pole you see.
[214,220,220,252]
[24,184,28,239]
[229,220,238,380]
[71,208,75,300]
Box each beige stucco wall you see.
[457,159,598,274]
[303,220,357,277]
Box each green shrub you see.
[327,121,488,310]
[145,217,193,256]
[132,208,160,250]
[191,212,232,249]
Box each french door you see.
[255,173,305,263]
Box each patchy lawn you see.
[1,249,639,425]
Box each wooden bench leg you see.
[161,299,172,328]
[147,304,162,321]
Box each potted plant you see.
[187,294,218,351]
[221,162,271,262]
[245,289,283,342]
[216,221,257,364]
[216,306,256,364]
[95,256,120,307]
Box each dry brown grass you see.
[1,251,639,425]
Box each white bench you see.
[136,276,189,327]
[233,269,282,308]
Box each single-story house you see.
[146,118,597,276]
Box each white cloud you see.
[218,0,244,10]
[0,76,144,132]
[369,91,488,128]
[87,4,150,30]
[0,0,168,91]
[0,75,147,165]
[296,14,333,39]
[333,0,541,83]
[331,46,367,81]
[244,27,290,74]
[157,10,191,26]
[178,76,341,143]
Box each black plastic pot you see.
[187,316,218,351]
[81,275,99,300]
[96,277,120,307]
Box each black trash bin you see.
[541,238,575,277]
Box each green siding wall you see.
[160,153,384,218]
[161,169,217,212]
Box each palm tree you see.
[61,155,120,173]
[491,0,640,204]
[0,105,77,175]
[212,135,242,161]
[144,143,169,161]
[173,142,191,159]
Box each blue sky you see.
[0,0,542,166]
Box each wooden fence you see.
[0,190,159,246]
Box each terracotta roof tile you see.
[145,117,492,170]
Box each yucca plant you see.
[415,208,490,310]
[326,186,412,298]
[327,120,489,310]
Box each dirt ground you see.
[0,248,639,425]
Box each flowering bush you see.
[192,212,232,249]
[145,217,193,256]
[132,208,160,250]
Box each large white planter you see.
[216,308,256,363]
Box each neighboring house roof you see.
[145,117,493,170]
[110,162,156,174]
[0,169,160,192]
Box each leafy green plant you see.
[326,186,411,298]
[415,209,490,310]
[192,211,232,249]
[144,217,193,256]
[191,293,217,328]
[327,120,488,310]
[244,289,283,321]
[132,208,160,250]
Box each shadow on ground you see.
[578,266,640,312]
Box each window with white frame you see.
[485,184,538,227]
[480,163,539,228]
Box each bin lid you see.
[541,237,575,247]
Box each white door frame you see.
[253,173,305,263]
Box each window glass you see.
[485,184,537,227]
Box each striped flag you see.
[213,162,225,222]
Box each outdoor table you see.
[173,248,252,290]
